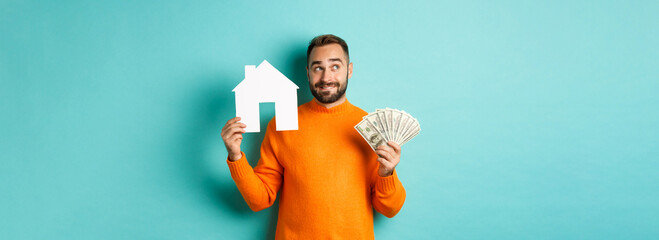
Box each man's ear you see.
[306,66,310,80]
[348,62,353,79]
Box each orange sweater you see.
[227,99,406,239]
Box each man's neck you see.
[314,96,347,109]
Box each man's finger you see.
[224,121,245,130]
[388,141,401,154]
[377,145,397,157]
[229,134,243,142]
[221,124,233,137]
[222,119,239,134]
[222,124,245,138]
[376,144,393,152]
[226,122,246,132]
[228,122,247,131]
[376,157,389,167]
[228,126,246,135]
[228,117,242,124]
[376,149,393,162]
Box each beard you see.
[309,74,348,104]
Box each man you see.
[221,34,406,239]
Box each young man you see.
[221,34,406,239]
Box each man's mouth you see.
[316,83,338,91]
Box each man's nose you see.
[321,69,332,81]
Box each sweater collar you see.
[307,98,354,114]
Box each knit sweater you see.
[226,99,406,239]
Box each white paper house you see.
[232,60,299,132]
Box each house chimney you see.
[245,65,255,79]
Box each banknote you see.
[355,108,420,152]
[354,119,386,151]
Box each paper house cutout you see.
[232,60,299,132]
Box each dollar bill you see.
[356,108,420,151]
[355,119,386,151]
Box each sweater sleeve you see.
[226,122,283,212]
[371,168,406,218]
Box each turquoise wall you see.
[2,1,657,239]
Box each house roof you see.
[232,60,299,92]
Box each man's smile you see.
[316,82,339,92]
[320,86,335,92]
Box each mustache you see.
[314,82,339,88]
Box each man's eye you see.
[332,65,339,70]
[314,67,322,71]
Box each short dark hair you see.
[306,34,349,66]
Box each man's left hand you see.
[375,141,401,177]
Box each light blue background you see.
[2,0,658,239]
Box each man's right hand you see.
[221,117,246,161]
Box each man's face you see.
[307,43,353,104]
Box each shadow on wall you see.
[283,44,313,106]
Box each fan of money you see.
[355,108,420,151]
